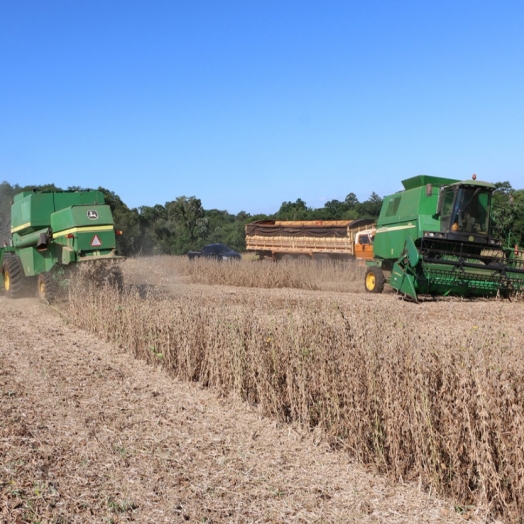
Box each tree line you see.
[0,180,523,256]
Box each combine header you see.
[365,174,524,301]
[1,189,124,301]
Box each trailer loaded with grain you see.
[245,219,376,261]
[364,174,524,301]
[1,189,124,301]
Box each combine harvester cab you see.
[1,190,124,301]
[365,174,524,301]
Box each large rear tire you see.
[365,266,385,294]
[3,254,25,299]
[38,272,56,302]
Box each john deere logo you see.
[87,210,98,220]
[468,235,474,242]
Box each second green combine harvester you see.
[1,189,124,301]
[365,174,524,301]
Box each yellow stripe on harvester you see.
[375,224,417,233]
[52,225,115,239]
[11,222,32,233]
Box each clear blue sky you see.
[1,1,523,215]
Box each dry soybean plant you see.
[63,277,524,522]
[127,254,367,292]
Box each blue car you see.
[187,243,242,261]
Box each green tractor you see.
[0,189,124,301]
[364,174,524,301]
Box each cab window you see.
[451,188,490,234]
[439,188,456,232]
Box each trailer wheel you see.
[281,255,294,262]
[2,254,25,299]
[365,266,385,293]
[38,272,55,302]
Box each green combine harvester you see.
[364,174,524,301]
[0,189,124,301]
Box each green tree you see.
[166,196,208,253]
[322,199,348,219]
[344,192,359,209]
[275,198,310,220]
[137,204,169,255]
[492,182,524,248]
[356,192,383,219]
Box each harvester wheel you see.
[2,254,25,299]
[38,272,55,302]
[365,266,385,294]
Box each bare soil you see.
[0,286,503,523]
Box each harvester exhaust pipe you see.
[36,232,50,251]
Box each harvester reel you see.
[365,266,385,293]
[2,254,25,299]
